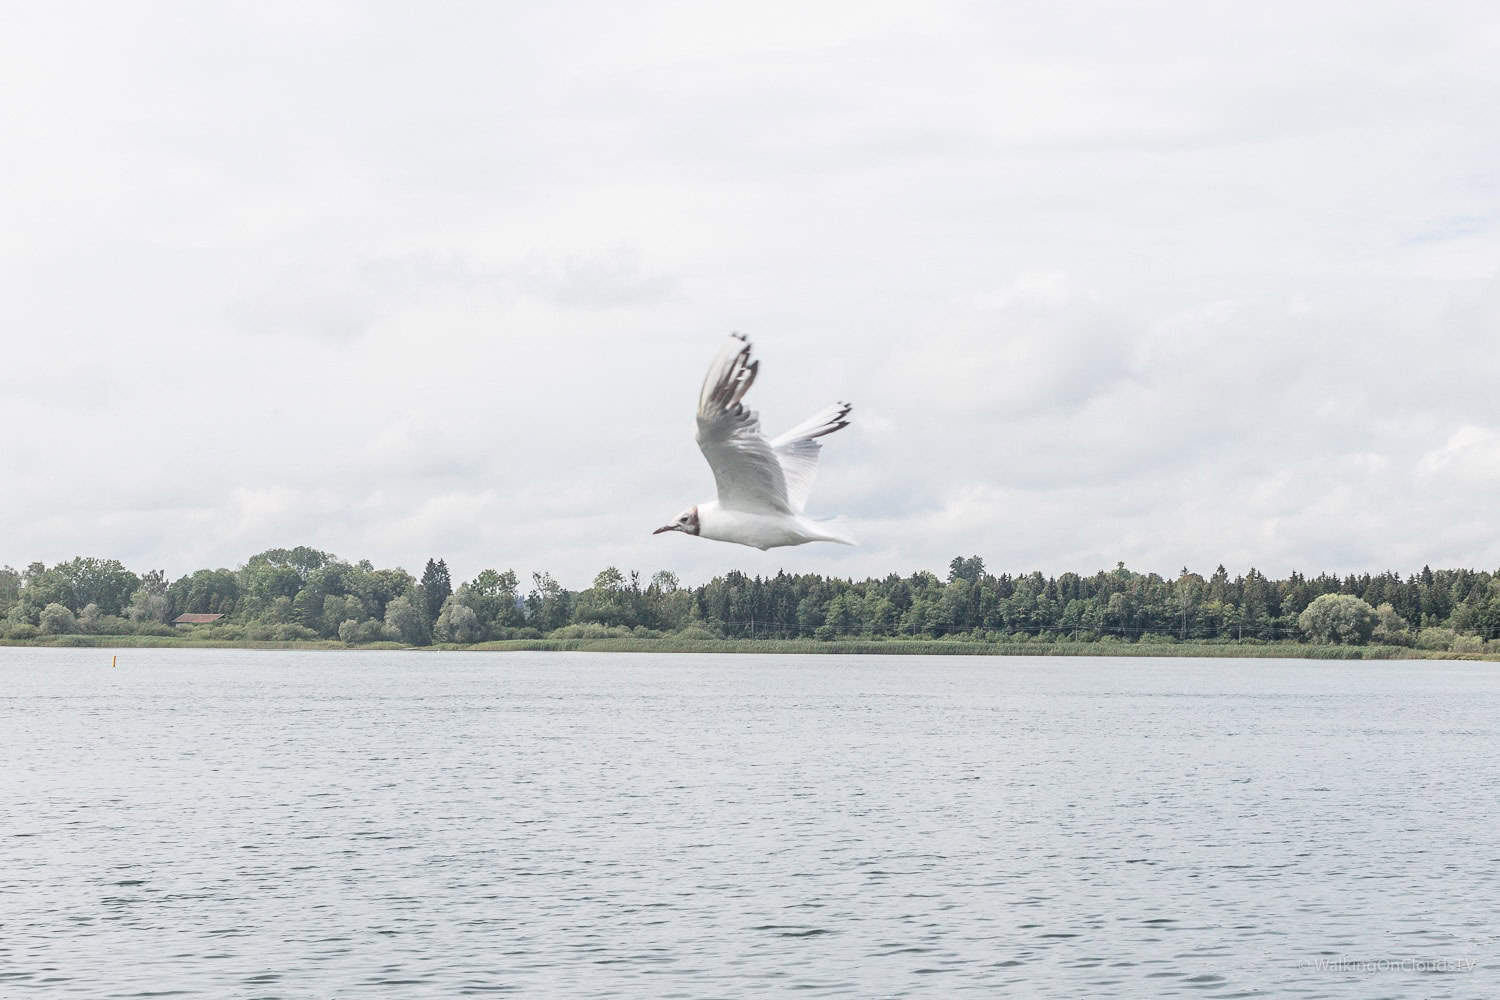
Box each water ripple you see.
[2,648,1498,997]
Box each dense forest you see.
[3,548,1498,653]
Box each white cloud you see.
[1418,426,1500,484]
[3,0,1499,586]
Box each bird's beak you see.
[652,524,675,534]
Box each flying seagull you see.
[654,333,854,549]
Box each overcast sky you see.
[3,0,1498,588]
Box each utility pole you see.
[1179,568,1190,641]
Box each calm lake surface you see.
[2,649,1497,998]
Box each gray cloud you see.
[3,0,1499,587]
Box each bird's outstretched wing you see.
[769,401,852,514]
[695,334,792,514]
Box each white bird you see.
[654,333,855,549]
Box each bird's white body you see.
[655,334,855,550]
[695,501,852,551]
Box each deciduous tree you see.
[1297,594,1377,645]
[39,602,77,635]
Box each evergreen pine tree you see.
[420,558,452,623]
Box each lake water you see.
[2,648,1497,998]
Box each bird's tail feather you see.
[806,517,856,546]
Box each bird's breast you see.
[697,504,812,549]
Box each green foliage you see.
[39,602,78,635]
[11,558,138,618]
[168,568,240,616]
[433,597,482,644]
[948,555,986,583]
[349,566,414,621]
[573,566,638,627]
[52,557,139,616]
[1448,578,1500,638]
[460,570,522,636]
[0,566,20,614]
[1371,603,1410,646]
[17,563,69,621]
[338,618,385,644]
[246,546,331,579]
[420,558,452,624]
[547,623,663,640]
[382,594,428,645]
[320,594,366,637]
[127,570,170,624]
[244,564,303,608]
[526,572,570,632]
[1297,594,1377,645]
[1451,634,1486,654]
[5,547,1500,654]
[238,547,332,618]
[290,589,322,630]
[1416,626,1458,651]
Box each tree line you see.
[2,549,1498,651]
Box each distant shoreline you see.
[2,635,1496,661]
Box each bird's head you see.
[653,506,700,536]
